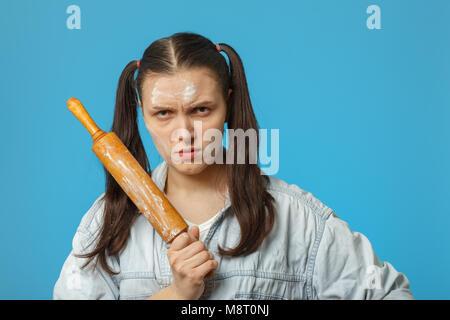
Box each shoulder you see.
[265,175,334,222]
[76,193,106,238]
[264,176,360,250]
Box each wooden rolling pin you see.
[67,97,188,244]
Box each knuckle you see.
[168,254,178,266]
[194,241,205,251]
[187,273,199,282]
[201,251,210,260]
[199,241,206,250]
[174,263,184,274]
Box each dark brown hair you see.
[76,32,276,275]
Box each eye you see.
[193,106,210,114]
[156,110,170,119]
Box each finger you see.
[176,240,208,261]
[169,232,194,251]
[188,226,200,240]
[183,250,215,269]
[194,259,218,279]
[205,270,215,279]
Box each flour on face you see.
[182,81,196,103]
[151,79,196,105]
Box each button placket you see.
[156,235,172,288]
[199,208,230,299]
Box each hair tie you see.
[137,59,141,68]
[215,43,222,52]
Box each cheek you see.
[199,119,226,143]
[145,125,172,152]
[204,112,226,130]
[143,115,165,139]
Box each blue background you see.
[1,0,449,299]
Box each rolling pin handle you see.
[67,97,103,139]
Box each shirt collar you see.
[151,160,231,210]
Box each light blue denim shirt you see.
[53,160,414,300]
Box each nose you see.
[172,115,197,146]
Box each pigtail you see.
[75,60,150,275]
[215,43,276,256]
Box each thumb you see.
[188,225,200,241]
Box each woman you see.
[54,32,414,300]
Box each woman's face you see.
[140,67,231,176]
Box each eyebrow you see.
[150,100,216,111]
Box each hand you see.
[167,226,218,300]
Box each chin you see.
[169,160,208,175]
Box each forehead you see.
[141,68,221,107]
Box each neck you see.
[165,163,227,198]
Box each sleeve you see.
[311,211,414,300]
[53,195,120,300]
